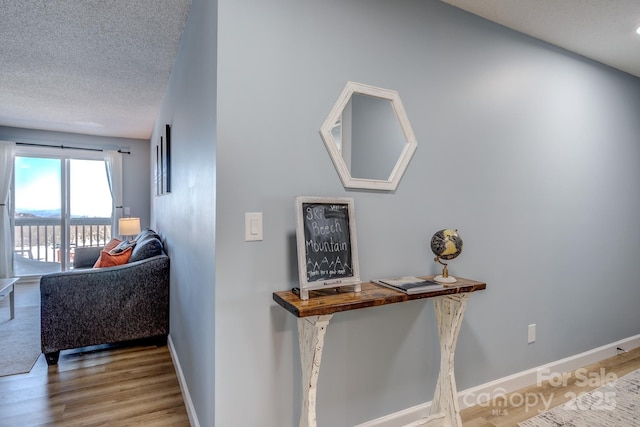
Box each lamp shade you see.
[119,217,141,237]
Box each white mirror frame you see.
[320,81,418,191]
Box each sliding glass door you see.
[12,154,114,276]
[13,157,63,275]
[69,158,114,258]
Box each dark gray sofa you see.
[40,229,169,365]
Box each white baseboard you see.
[168,335,199,427]
[357,334,640,427]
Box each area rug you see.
[0,306,41,377]
[518,368,640,427]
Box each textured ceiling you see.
[2,2,638,140]
[0,1,191,139]
[442,0,640,79]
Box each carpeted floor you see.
[519,368,640,427]
[0,285,41,377]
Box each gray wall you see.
[157,1,640,426]
[149,0,217,425]
[0,126,150,227]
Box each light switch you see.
[245,212,263,241]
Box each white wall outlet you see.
[528,324,536,344]
[124,206,130,216]
[245,212,263,241]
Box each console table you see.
[273,276,486,427]
[0,277,19,320]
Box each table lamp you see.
[119,217,141,240]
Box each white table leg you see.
[404,294,470,427]
[0,279,16,320]
[429,294,470,427]
[298,314,333,427]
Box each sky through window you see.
[15,157,112,218]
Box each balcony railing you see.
[13,217,112,264]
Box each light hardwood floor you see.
[2,282,638,426]
[461,345,640,426]
[0,281,190,426]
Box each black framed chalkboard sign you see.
[295,196,361,300]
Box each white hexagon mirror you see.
[320,81,417,191]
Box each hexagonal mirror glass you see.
[320,81,417,191]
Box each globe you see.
[430,229,463,283]
[431,229,463,260]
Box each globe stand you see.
[434,257,457,284]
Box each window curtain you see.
[104,151,123,240]
[0,141,16,278]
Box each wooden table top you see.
[273,276,486,318]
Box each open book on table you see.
[374,276,444,294]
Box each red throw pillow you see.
[93,247,132,268]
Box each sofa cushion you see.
[129,236,163,263]
[111,239,136,254]
[136,228,160,242]
[73,246,104,269]
[93,246,133,268]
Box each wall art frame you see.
[155,139,162,196]
[164,124,171,193]
[155,124,172,196]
